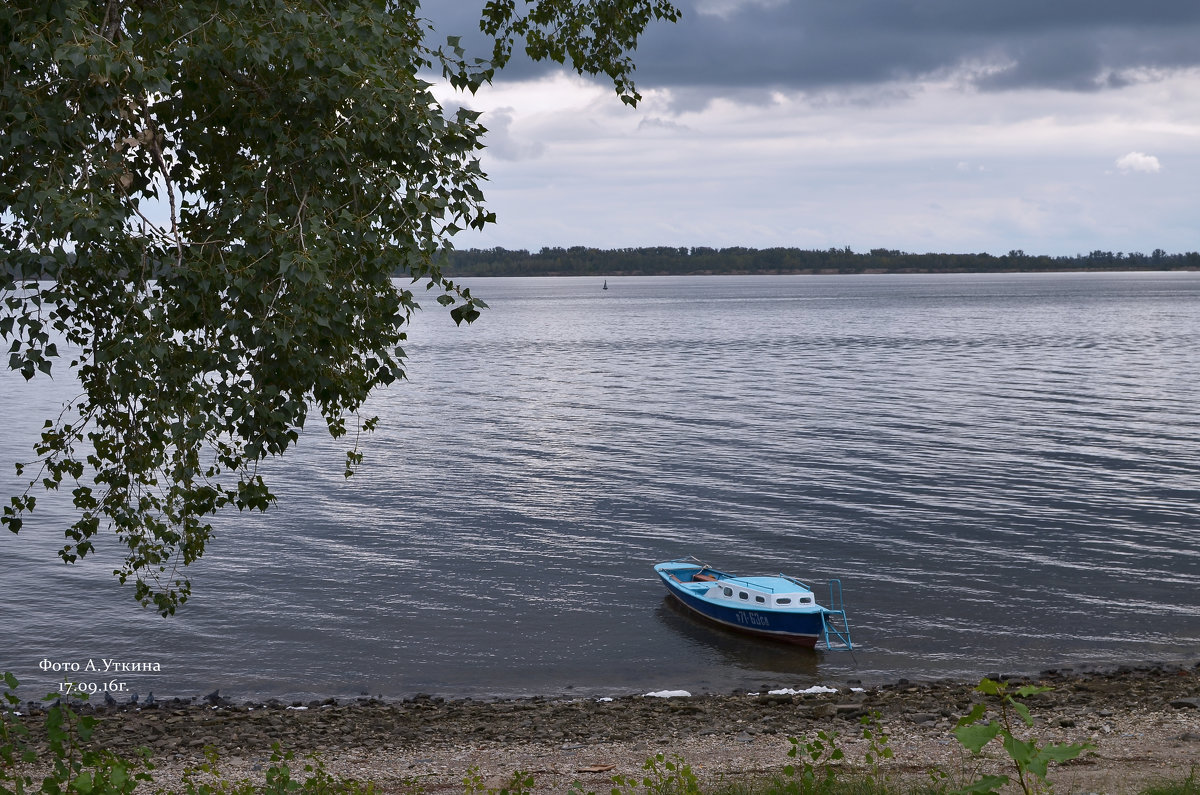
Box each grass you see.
[1139,768,1200,795]
[708,776,903,795]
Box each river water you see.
[2,272,1199,701]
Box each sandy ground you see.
[10,662,1200,793]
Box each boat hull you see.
[656,570,826,646]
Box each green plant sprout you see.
[952,678,1091,795]
[1,671,153,795]
[860,711,895,786]
[779,730,845,794]
[609,753,702,795]
[463,765,534,795]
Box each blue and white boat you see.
[653,557,853,649]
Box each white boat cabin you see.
[706,576,816,608]
[674,570,817,609]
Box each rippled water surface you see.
[3,272,1199,700]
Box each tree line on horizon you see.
[440,246,1200,277]
[8,246,1198,282]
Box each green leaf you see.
[1011,699,1034,727]
[1002,734,1037,765]
[1025,741,1092,777]
[949,773,1009,794]
[975,678,1003,696]
[956,702,988,727]
[71,770,94,793]
[954,721,1002,753]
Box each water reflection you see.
[656,597,821,680]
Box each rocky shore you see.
[14,662,1200,793]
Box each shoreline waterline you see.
[10,656,1199,712]
[9,660,1199,793]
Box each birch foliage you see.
[0,0,678,614]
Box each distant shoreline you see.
[438,246,1200,279]
[447,266,1200,278]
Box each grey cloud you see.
[480,108,545,162]
[636,116,694,133]
[422,1,1200,98]
[634,1,1200,93]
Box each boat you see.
[653,557,852,649]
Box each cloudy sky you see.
[427,1,1199,256]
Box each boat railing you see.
[663,556,734,582]
[779,574,812,591]
[717,576,759,591]
[820,578,853,651]
[717,575,787,593]
[667,555,709,567]
[709,573,813,594]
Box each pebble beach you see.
[11,661,1200,793]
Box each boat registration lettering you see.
[734,611,770,627]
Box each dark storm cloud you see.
[636,0,1200,93]
[423,1,1200,94]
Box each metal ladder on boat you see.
[821,579,853,651]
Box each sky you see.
[426,0,1200,257]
